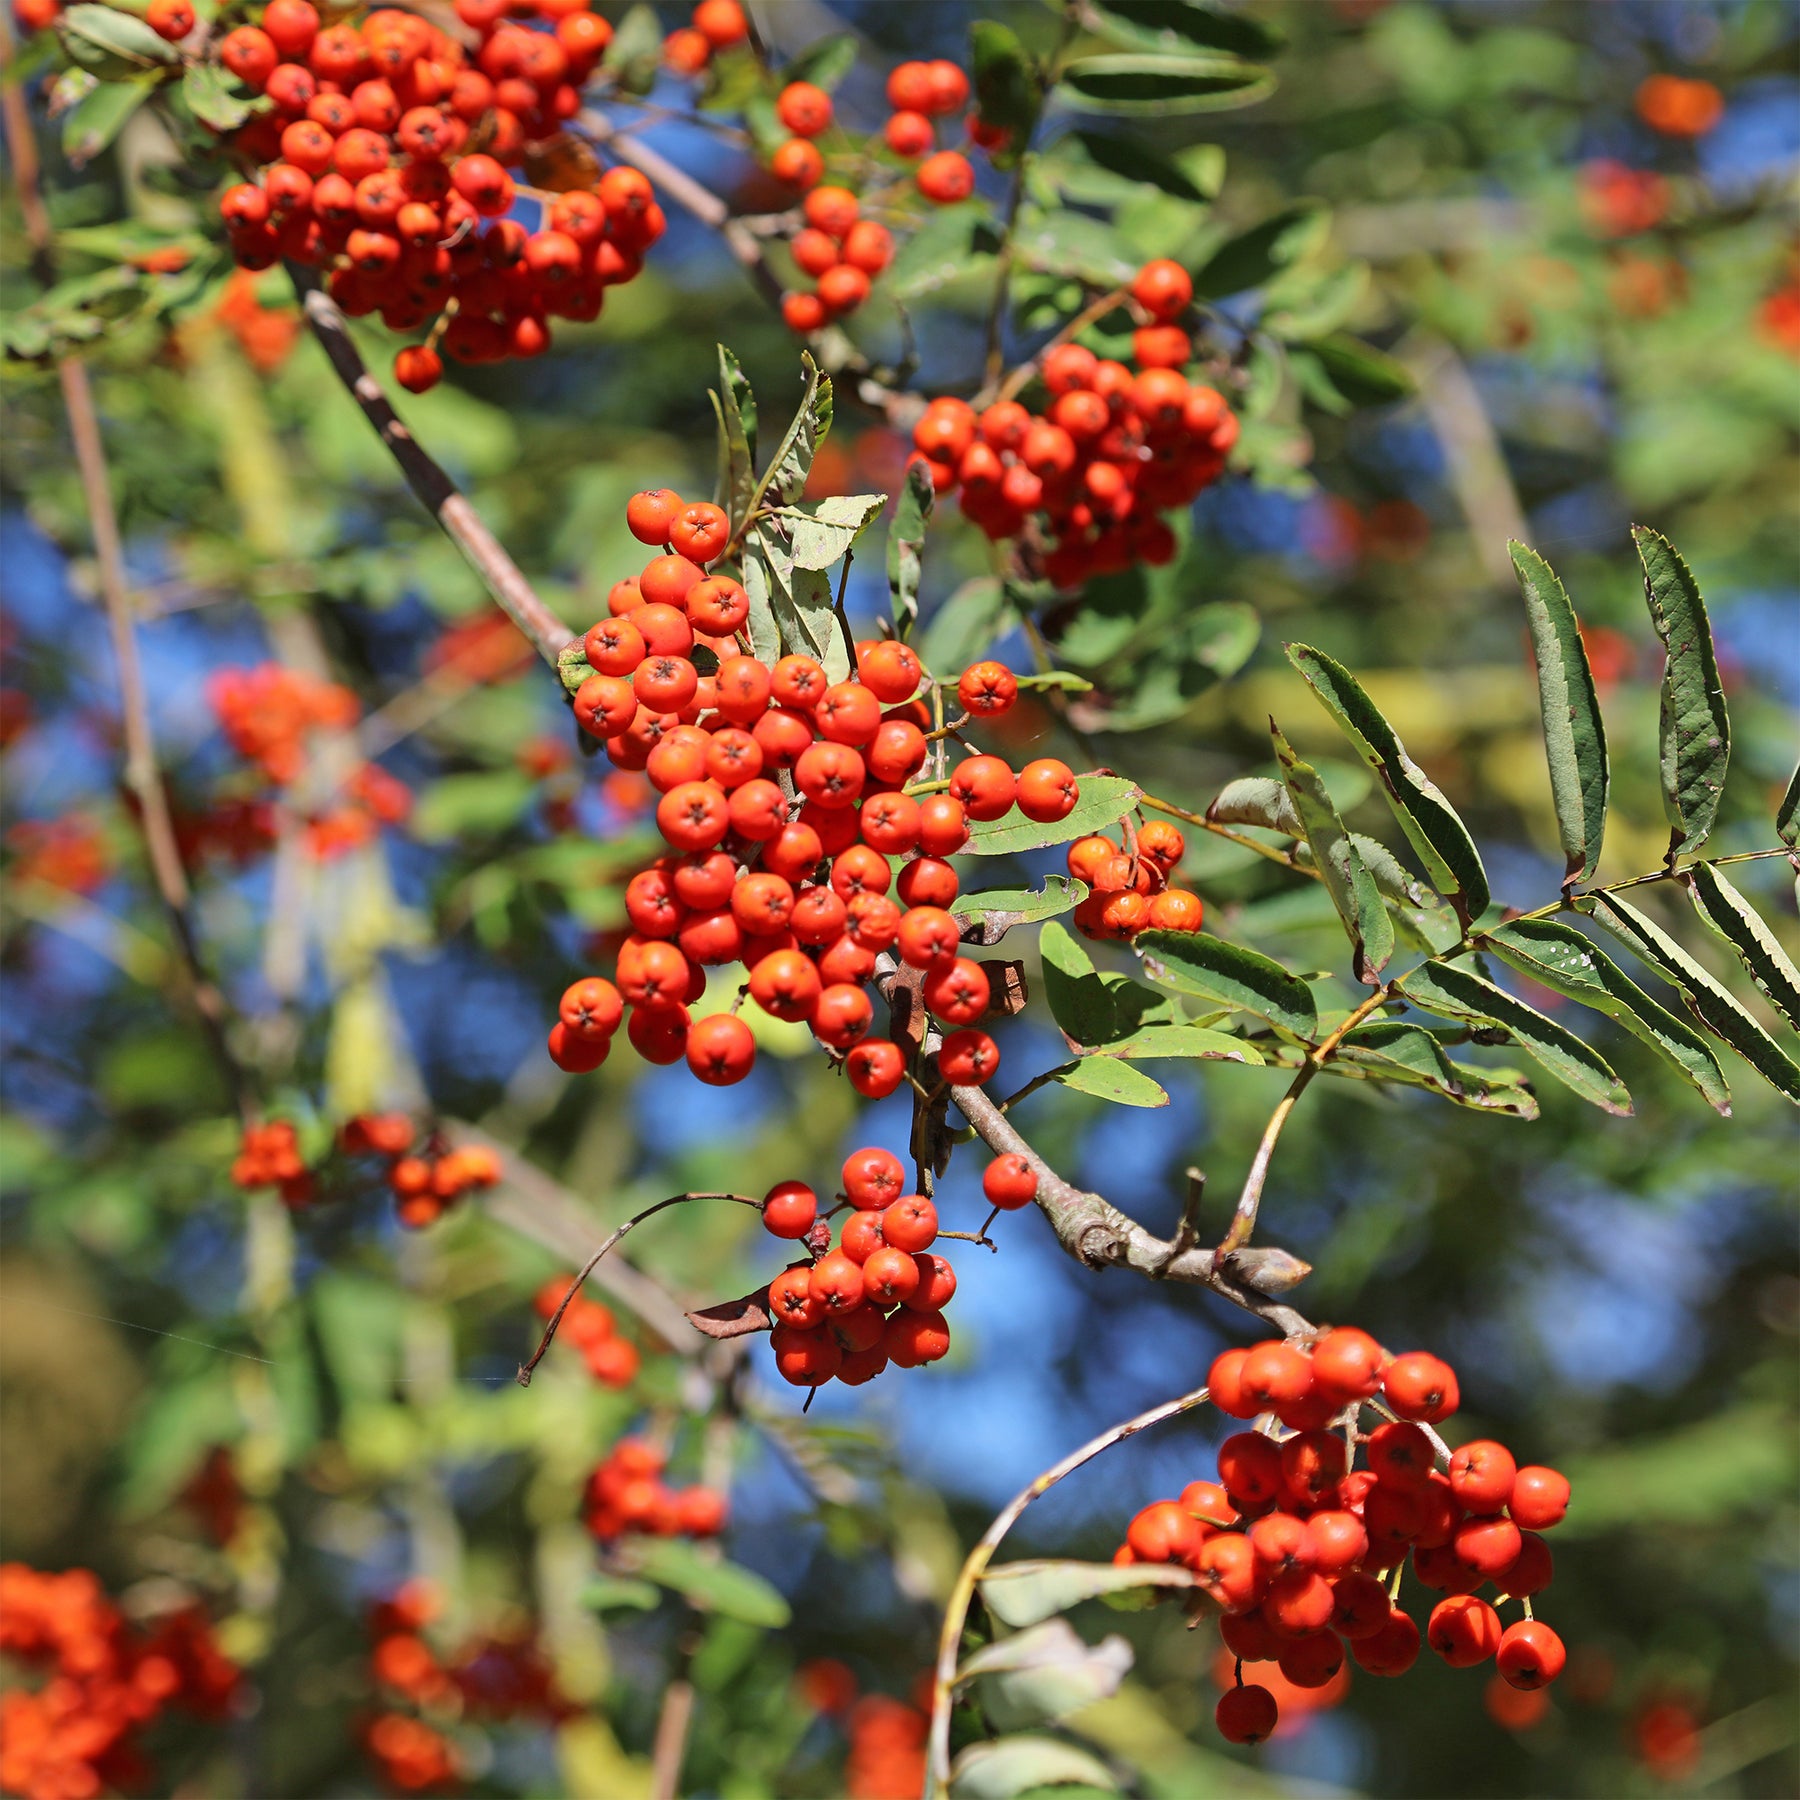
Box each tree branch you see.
[287,265,574,667]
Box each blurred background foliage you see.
[1,0,1797,1796]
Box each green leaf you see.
[1011,209,1137,285]
[888,202,999,300]
[1135,930,1317,1038]
[1777,766,1798,848]
[750,351,831,514]
[950,1735,1119,1800]
[964,775,1140,857]
[180,62,254,131]
[739,545,782,667]
[1346,833,1463,954]
[1090,0,1285,57]
[1509,542,1609,886]
[630,1540,791,1629]
[1207,776,1299,835]
[887,459,933,640]
[954,876,1087,944]
[749,520,843,677]
[1584,894,1799,1104]
[1481,918,1731,1114]
[961,1620,1134,1732]
[1286,643,1489,922]
[1057,1059,1170,1107]
[970,19,1042,158]
[1038,920,1119,1047]
[1635,526,1730,856]
[411,770,534,841]
[58,4,179,73]
[919,576,1012,674]
[710,344,757,532]
[979,1559,1195,1629]
[602,2,662,93]
[1273,719,1393,984]
[1263,261,1369,340]
[1056,53,1274,116]
[1091,1023,1261,1064]
[1396,960,1632,1115]
[1685,863,1800,1034]
[776,492,886,572]
[579,1575,662,1614]
[1326,1021,1536,1118]
[1192,202,1327,298]
[63,74,152,163]
[1297,332,1416,404]
[782,32,856,91]
[1059,130,1215,204]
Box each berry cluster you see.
[5,816,110,896]
[210,1,667,390]
[1114,1331,1570,1746]
[231,1117,313,1207]
[339,1117,502,1229]
[777,185,894,335]
[529,1275,640,1387]
[0,1565,240,1800]
[547,489,1088,1094]
[793,1662,931,1800]
[909,263,1239,588]
[582,1438,728,1543]
[756,1149,955,1390]
[1064,819,1203,942]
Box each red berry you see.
[1214,1684,1278,1746]
[762,1180,818,1240]
[1496,1620,1565,1691]
[981,1153,1037,1211]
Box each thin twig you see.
[1138,791,1319,878]
[516,1190,760,1384]
[990,284,1130,407]
[287,265,574,667]
[926,1383,1213,1796]
[833,547,857,670]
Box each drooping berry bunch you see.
[754,1149,957,1391]
[1064,819,1203,942]
[529,1274,640,1387]
[339,1117,502,1229]
[582,1437,728,1543]
[1112,1330,1571,1747]
[547,488,1094,1095]
[231,1117,314,1206]
[0,1564,241,1800]
[909,263,1240,589]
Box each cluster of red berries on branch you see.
[582,1437,728,1543]
[1112,1331,1571,1747]
[909,263,1240,589]
[546,488,1108,1095]
[794,1661,931,1800]
[1064,818,1202,942]
[207,662,411,859]
[362,1581,574,1793]
[0,1565,241,1800]
[754,1149,956,1391]
[528,1274,640,1387]
[340,1115,502,1228]
[4,815,111,897]
[230,1117,314,1206]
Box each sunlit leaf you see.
[1136,929,1317,1039]
[964,776,1139,856]
[630,1540,791,1628]
[979,1558,1196,1629]
[950,1735,1120,1799]
[961,1619,1134,1731]
[1685,863,1800,1034]
[776,492,886,571]
[1055,1057,1170,1107]
[580,1575,661,1613]
[1635,526,1730,857]
[954,876,1087,944]
[1094,1023,1261,1063]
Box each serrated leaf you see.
[979,1559,1196,1629]
[1192,202,1326,298]
[1057,52,1274,116]
[963,775,1139,856]
[1635,526,1730,857]
[1038,920,1119,1046]
[63,74,152,163]
[1777,766,1798,848]
[750,351,831,515]
[710,344,757,531]
[954,876,1086,943]
[1584,894,1799,1104]
[1135,930,1317,1038]
[579,1575,661,1613]
[629,1540,791,1629]
[782,32,856,91]
[1397,961,1632,1115]
[1207,776,1300,835]
[960,1619,1133,1732]
[1332,1020,1464,1095]
[1345,834,1463,953]
[776,492,886,571]
[1685,863,1800,1034]
[950,1735,1119,1800]
[1300,331,1416,403]
[1509,542,1609,886]
[971,18,1041,158]
[1481,918,1731,1113]
[1059,130,1214,204]
[887,459,933,639]
[1092,1023,1261,1063]
[1273,719,1393,984]
[1287,643,1489,922]
[1057,1058,1169,1107]
[1088,0,1286,59]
